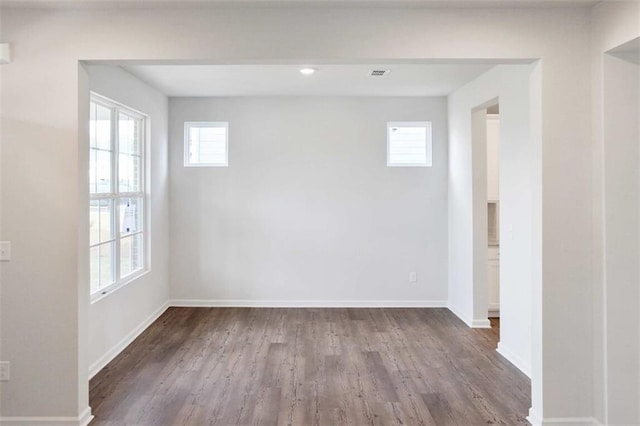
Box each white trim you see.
[89,301,169,378]
[526,415,600,426]
[169,299,448,308]
[527,408,543,426]
[447,302,472,326]
[90,92,146,118]
[90,268,150,304]
[488,302,500,316]
[0,408,93,426]
[78,408,94,426]
[497,342,532,378]
[471,318,491,328]
[447,303,490,328]
[528,412,601,426]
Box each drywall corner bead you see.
[0,43,11,64]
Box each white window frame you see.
[184,121,229,167]
[90,92,149,302]
[386,121,433,167]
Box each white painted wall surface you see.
[487,245,500,315]
[448,64,536,378]
[169,97,448,305]
[0,5,593,422]
[487,115,500,315]
[601,52,639,426]
[86,65,170,377]
[487,114,500,202]
[471,107,489,326]
[590,2,640,423]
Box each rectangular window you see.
[387,121,432,167]
[184,122,228,166]
[90,93,147,299]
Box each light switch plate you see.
[0,241,10,261]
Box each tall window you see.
[89,94,147,297]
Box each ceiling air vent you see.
[370,70,390,77]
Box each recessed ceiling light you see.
[300,67,316,75]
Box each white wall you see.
[448,64,536,380]
[169,97,448,305]
[487,114,500,202]
[487,114,500,315]
[86,65,170,378]
[602,51,639,426]
[590,2,640,424]
[0,4,594,423]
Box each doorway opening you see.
[486,103,500,321]
[461,63,538,383]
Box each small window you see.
[184,122,228,167]
[387,122,432,167]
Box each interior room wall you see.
[0,4,594,423]
[590,2,640,423]
[601,51,639,426]
[85,65,170,378]
[169,96,448,305]
[470,107,489,327]
[486,113,500,316]
[487,114,499,203]
[448,64,536,379]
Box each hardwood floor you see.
[90,308,530,425]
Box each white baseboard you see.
[0,408,93,426]
[540,418,598,425]
[78,408,93,426]
[526,410,600,426]
[488,303,500,317]
[89,301,169,378]
[471,318,491,328]
[446,302,471,325]
[447,303,491,328]
[169,299,448,308]
[497,342,531,378]
[528,408,543,426]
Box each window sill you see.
[90,268,150,304]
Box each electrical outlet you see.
[409,272,417,283]
[0,361,10,381]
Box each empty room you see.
[0,1,639,425]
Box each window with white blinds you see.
[184,122,228,166]
[387,122,432,167]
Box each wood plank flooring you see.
[90,308,530,425]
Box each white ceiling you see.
[122,63,497,97]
